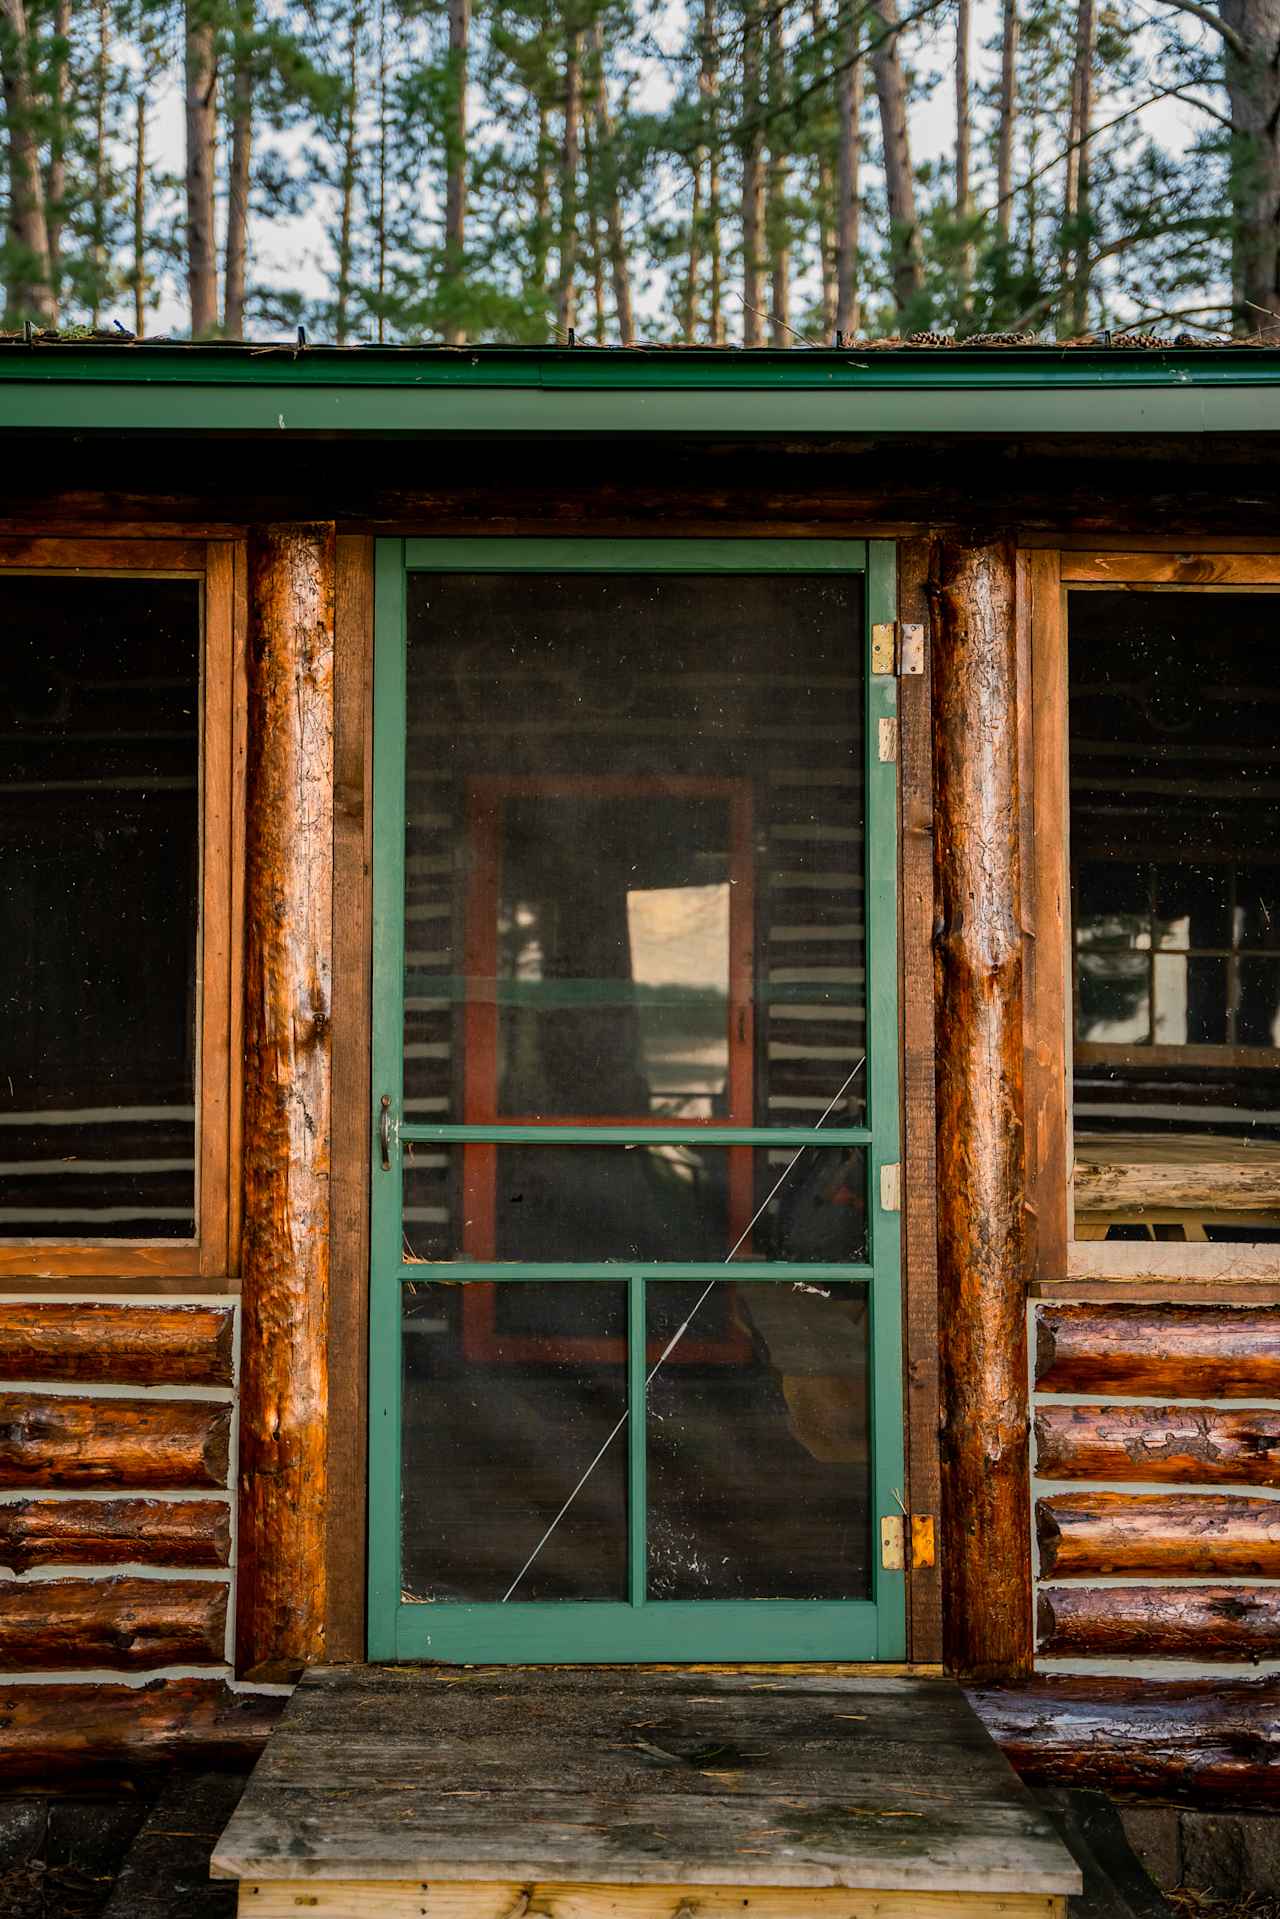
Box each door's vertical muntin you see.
[369,538,904,1662]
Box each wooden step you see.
[211,1666,1082,1918]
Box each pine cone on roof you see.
[1111,331,1170,348]
[959,330,1040,346]
[904,330,955,346]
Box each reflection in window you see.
[403,572,868,1259]
[0,577,200,1240]
[1070,591,1280,1242]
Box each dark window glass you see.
[400,1279,627,1602]
[647,1279,872,1600]
[402,572,867,1138]
[1069,591,1280,1242]
[0,577,200,1241]
[402,1143,868,1265]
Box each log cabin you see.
[1,334,1279,1915]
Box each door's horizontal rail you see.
[392,1262,877,1282]
[391,1597,882,1664]
[398,1123,873,1147]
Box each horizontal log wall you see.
[1033,1302,1280,1686]
[0,1300,244,1752]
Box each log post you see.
[930,533,1033,1679]
[237,524,336,1681]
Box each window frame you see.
[1024,546,1280,1287]
[0,537,245,1287]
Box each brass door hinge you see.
[871,621,896,674]
[872,620,926,677]
[900,622,926,675]
[877,717,898,764]
[880,1162,901,1211]
[911,1514,936,1570]
[880,1515,905,1571]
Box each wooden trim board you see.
[233,1883,1067,1918]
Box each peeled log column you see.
[931,534,1031,1679]
[238,525,335,1680]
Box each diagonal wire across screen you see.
[500,1054,868,1603]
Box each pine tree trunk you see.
[224,0,254,339]
[589,19,633,344]
[442,0,469,344]
[45,0,70,319]
[703,0,723,343]
[334,6,361,346]
[835,0,861,336]
[556,19,581,336]
[1065,0,1094,335]
[376,0,388,341]
[766,6,789,342]
[813,0,836,338]
[995,0,1018,244]
[955,0,972,303]
[91,0,108,328]
[184,0,218,337]
[1222,0,1280,334]
[740,0,764,344]
[868,0,923,318]
[684,160,702,344]
[133,87,146,336]
[0,0,55,323]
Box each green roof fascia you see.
[5,344,1280,434]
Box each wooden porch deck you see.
[211,1666,1081,1917]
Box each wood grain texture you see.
[1066,1242,1280,1284]
[1035,1305,1280,1398]
[1060,552,1280,584]
[930,534,1032,1681]
[0,536,206,571]
[14,433,1280,541]
[970,1674,1280,1805]
[1021,550,1069,1285]
[325,533,373,1665]
[0,1677,283,1784]
[897,536,942,1666]
[234,1884,1067,1919]
[1035,1403,1280,1486]
[1037,1584,1280,1660]
[0,1576,227,1669]
[0,1394,231,1489]
[237,523,336,1680]
[1036,1492,1280,1577]
[0,1497,231,1571]
[0,1303,234,1386]
[213,1667,1081,1897]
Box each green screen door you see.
[368,539,905,1662]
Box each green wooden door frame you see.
[368,537,906,1664]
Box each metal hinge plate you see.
[900,622,926,675]
[911,1514,937,1569]
[880,1162,901,1212]
[877,717,898,763]
[871,621,896,675]
[881,1516,905,1571]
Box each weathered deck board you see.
[212,1667,1081,1906]
[234,1883,1066,1918]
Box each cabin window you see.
[1067,588,1280,1247]
[0,546,241,1282]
